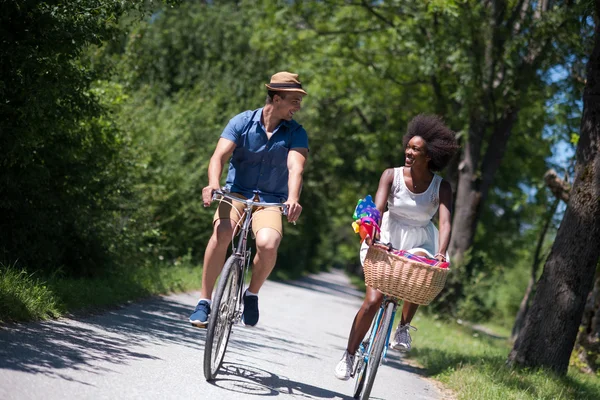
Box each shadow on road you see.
[279,271,364,300]
[0,296,203,379]
[0,295,319,382]
[211,362,355,399]
[382,353,429,377]
[0,268,431,399]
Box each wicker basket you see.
[363,244,450,305]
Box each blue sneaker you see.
[242,293,259,326]
[189,300,210,328]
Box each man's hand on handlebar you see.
[284,199,302,224]
[202,185,220,207]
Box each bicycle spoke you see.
[203,256,241,381]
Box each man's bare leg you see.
[200,219,236,299]
[242,227,281,326]
[247,227,282,293]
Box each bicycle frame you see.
[353,296,397,377]
[212,189,288,324]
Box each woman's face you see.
[405,136,430,168]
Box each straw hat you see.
[265,71,308,95]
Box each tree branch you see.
[511,0,531,36]
[476,105,520,209]
[360,0,397,30]
[544,169,571,203]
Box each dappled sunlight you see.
[0,295,203,381]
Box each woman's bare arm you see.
[375,168,394,219]
[437,180,453,260]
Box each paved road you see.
[0,269,442,400]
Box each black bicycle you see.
[203,189,288,381]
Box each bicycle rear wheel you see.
[358,301,394,400]
[203,255,242,381]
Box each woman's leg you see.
[346,287,384,354]
[399,250,428,324]
[391,250,429,351]
[400,302,419,325]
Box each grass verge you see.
[404,314,600,400]
[0,262,202,324]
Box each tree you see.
[507,2,600,373]
[574,263,600,373]
[433,0,588,265]
[0,1,176,275]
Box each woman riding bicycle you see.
[335,114,459,380]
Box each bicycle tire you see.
[203,255,242,381]
[359,301,394,400]
[352,343,367,398]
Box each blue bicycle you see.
[351,240,449,399]
[351,294,397,400]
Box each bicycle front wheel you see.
[359,301,394,400]
[203,255,242,381]
[352,341,368,398]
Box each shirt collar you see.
[256,107,291,132]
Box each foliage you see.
[246,1,590,286]
[109,2,281,260]
[1,0,596,343]
[0,1,176,275]
[0,258,201,323]
[407,314,600,399]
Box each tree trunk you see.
[511,198,560,341]
[574,269,600,373]
[449,108,519,265]
[448,0,553,265]
[507,9,600,373]
[448,115,484,265]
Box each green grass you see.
[0,267,62,322]
[404,314,600,400]
[0,262,202,324]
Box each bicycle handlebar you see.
[212,189,289,216]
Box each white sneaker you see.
[334,350,355,380]
[390,324,417,352]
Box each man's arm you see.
[202,138,236,207]
[285,148,308,223]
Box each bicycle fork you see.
[351,300,397,377]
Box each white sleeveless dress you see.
[360,167,447,265]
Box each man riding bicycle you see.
[189,71,309,328]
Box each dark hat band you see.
[268,82,303,89]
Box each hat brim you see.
[265,84,308,96]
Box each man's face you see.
[274,92,304,120]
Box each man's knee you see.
[255,228,281,253]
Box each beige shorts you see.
[213,193,283,237]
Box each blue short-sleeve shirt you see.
[221,108,309,203]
